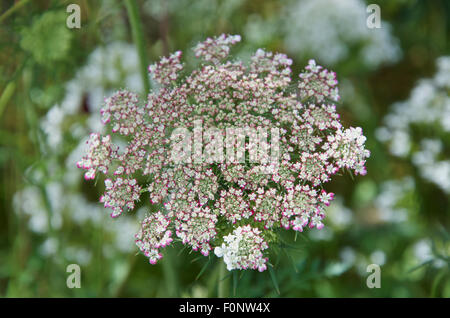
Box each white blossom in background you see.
[41,42,142,151]
[13,186,62,234]
[244,14,279,46]
[327,196,353,228]
[377,56,450,193]
[374,177,414,223]
[339,247,357,266]
[413,239,446,268]
[370,250,386,266]
[281,0,400,68]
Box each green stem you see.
[0,0,30,24]
[124,0,150,95]
[217,261,229,298]
[0,82,16,119]
[162,248,178,297]
[112,253,137,297]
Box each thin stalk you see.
[0,82,16,118]
[217,261,229,298]
[112,253,137,297]
[124,0,150,95]
[23,66,61,291]
[0,0,30,24]
[162,248,178,297]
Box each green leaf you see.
[0,81,15,118]
[268,265,280,295]
[195,257,213,280]
[408,260,433,273]
[284,249,299,273]
[20,11,73,66]
[431,268,447,297]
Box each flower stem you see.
[124,0,150,95]
[162,248,178,297]
[0,0,30,24]
[0,81,15,119]
[217,261,229,298]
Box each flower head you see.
[78,34,370,271]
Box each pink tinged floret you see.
[320,190,334,206]
[257,260,268,272]
[84,169,95,180]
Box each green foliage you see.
[20,11,73,66]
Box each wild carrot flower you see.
[78,35,370,271]
[377,56,450,193]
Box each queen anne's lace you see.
[78,35,370,271]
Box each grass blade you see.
[268,265,280,295]
[196,257,213,280]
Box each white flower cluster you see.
[214,225,268,272]
[148,51,183,85]
[282,0,400,67]
[377,56,450,193]
[374,177,415,223]
[101,177,141,218]
[324,127,370,176]
[299,60,339,102]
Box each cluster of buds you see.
[174,205,217,256]
[77,35,370,271]
[215,188,251,224]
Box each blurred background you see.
[0,0,449,297]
